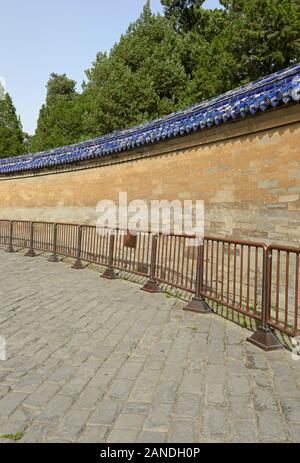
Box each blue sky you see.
[1,0,221,134]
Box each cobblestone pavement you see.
[0,250,299,443]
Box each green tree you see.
[161,0,220,33]
[83,1,189,137]
[0,93,24,158]
[218,0,300,81]
[22,132,34,153]
[32,73,84,151]
[162,0,300,104]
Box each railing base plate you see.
[48,254,60,262]
[247,326,283,351]
[25,249,36,257]
[101,269,118,279]
[183,297,212,314]
[72,259,84,270]
[5,245,15,253]
[141,279,161,293]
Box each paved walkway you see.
[0,250,299,443]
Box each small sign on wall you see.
[124,231,137,249]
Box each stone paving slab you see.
[0,250,299,443]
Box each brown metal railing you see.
[11,220,31,249]
[156,234,198,292]
[32,222,54,252]
[267,244,300,336]
[0,220,10,246]
[112,229,152,276]
[81,225,110,266]
[200,236,265,321]
[0,219,299,350]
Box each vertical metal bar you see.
[185,238,191,289]
[48,223,59,262]
[146,232,151,274]
[190,241,196,292]
[247,246,282,351]
[72,225,84,269]
[98,227,103,263]
[284,252,289,329]
[180,238,187,286]
[254,247,258,314]
[105,228,109,264]
[227,243,231,303]
[275,250,280,324]
[246,245,250,311]
[239,244,243,309]
[25,222,36,257]
[5,220,15,253]
[156,234,163,280]
[141,234,161,292]
[167,235,171,281]
[184,240,212,313]
[161,234,166,280]
[124,232,129,269]
[172,235,177,284]
[136,231,142,270]
[114,229,120,267]
[205,239,209,292]
[233,243,237,305]
[215,241,219,298]
[210,240,214,296]
[262,247,271,327]
[294,253,299,335]
[221,242,225,300]
[101,229,117,279]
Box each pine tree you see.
[165,0,300,103]
[82,1,189,137]
[218,0,300,81]
[161,0,214,32]
[0,93,24,158]
[32,73,83,151]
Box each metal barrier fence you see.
[0,219,299,351]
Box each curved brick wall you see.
[0,104,299,246]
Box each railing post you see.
[5,220,15,253]
[25,222,36,257]
[141,234,161,293]
[183,239,212,314]
[72,225,84,269]
[48,223,59,262]
[247,246,282,351]
[101,229,117,279]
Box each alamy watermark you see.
[0,336,6,361]
[96,192,204,244]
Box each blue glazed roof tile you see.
[0,64,300,174]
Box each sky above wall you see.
[0,0,221,135]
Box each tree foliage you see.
[0,93,24,158]
[163,0,300,103]
[82,1,189,137]
[32,73,84,152]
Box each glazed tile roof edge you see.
[1,63,300,174]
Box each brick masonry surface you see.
[0,105,299,246]
[0,250,299,443]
